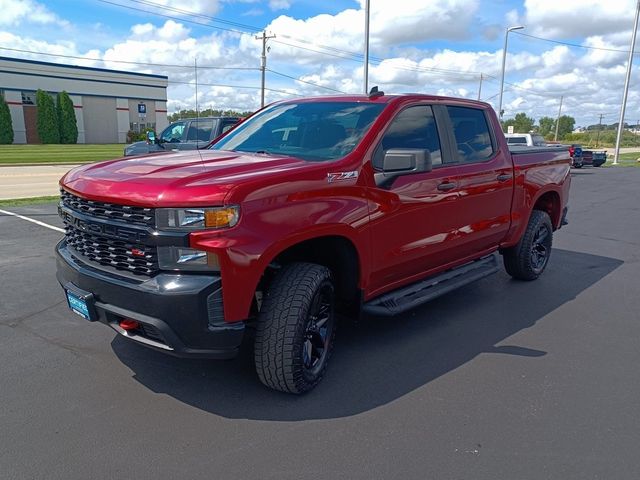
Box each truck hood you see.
[61,149,310,206]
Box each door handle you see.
[497,174,512,182]
[437,182,457,192]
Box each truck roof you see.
[274,93,492,109]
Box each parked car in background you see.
[569,144,584,168]
[505,133,547,147]
[581,149,607,167]
[124,117,240,156]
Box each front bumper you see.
[56,240,244,359]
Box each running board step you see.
[363,254,500,316]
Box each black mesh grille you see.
[60,189,154,227]
[65,226,159,276]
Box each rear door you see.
[445,105,514,256]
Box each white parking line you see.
[0,208,65,233]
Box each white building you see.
[0,56,169,144]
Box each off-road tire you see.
[503,210,553,281]
[254,263,336,394]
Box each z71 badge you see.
[327,171,358,183]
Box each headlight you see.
[157,247,220,271]
[156,206,240,230]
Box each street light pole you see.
[613,0,640,165]
[363,0,370,94]
[498,25,525,122]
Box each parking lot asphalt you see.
[1,166,639,480]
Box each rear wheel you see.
[503,210,553,281]
[254,263,336,394]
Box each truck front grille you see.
[60,189,155,227]
[60,189,159,276]
[65,226,159,276]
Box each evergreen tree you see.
[57,91,78,144]
[0,93,14,144]
[36,89,59,144]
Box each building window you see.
[22,92,36,105]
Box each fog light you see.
[120,319,140,331]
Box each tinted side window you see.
[221,120,238,134]
[448,106,494,163]
[508,137,526,144]
[373,106,442,169]
[161,122,187,143]
[187,119,214,142]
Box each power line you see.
[0,46,257,70]
[267,69,346,93]
[101,0,486,81]
[513,31,640,55]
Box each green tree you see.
[56,91,78,144]
[36,89,59,144]
[502,112,535,133]
[168,108,252,122]
[554,115,575,140]
[538,116,554,137]
[0,93,14,144]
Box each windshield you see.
[211,101,386,161]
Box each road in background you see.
[0,168,639,479]
[0,164,79,200]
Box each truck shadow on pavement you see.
[111,248,622,421]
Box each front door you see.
[366,104,463,296]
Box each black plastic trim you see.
[56,240,244,359]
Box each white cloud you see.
[144,0,221,16]
[524,0,637,38]
[2,1,639,126]
[0,0,67,27]
[269,0,291,10]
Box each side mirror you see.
[375,149,432,188]
[146,131,156,144]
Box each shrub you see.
[0,94,13,144]
[57,91,78,144]
[36,89,59,144]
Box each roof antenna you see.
[368,86,384,98]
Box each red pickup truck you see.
[57,93,571,394]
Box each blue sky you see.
[1,0,638,126]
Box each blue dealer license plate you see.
[66,290,92,320]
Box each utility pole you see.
[194,58,199,121]
[478,73,483,101]
[554,95,563,142]
[595,113,605,147]
[255,31,276,108]
[614,0,640,165]
[194,58,199,147]
[363,0,370,94]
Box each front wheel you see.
[254,263,336,394]
[503,210,553,281]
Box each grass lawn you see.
[0,195,60,207]
[606,152,640,167]
[0,144,124,164]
